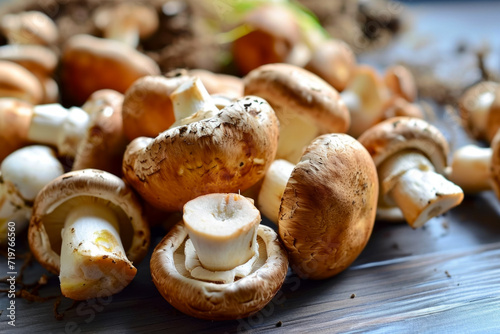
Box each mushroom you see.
[447,144,493,194]
[0,98,33,162]
[123,80,279,212]
[150,193,288,320]
[459,81,500,143]
[358,117,464,228]
[304,39,357,92]
[0,44,59,103]
[186,69,244,100]
[28,169,150,300]
[384,64,418,103]
[122,74,192,141]
[61,34,160,105]
[340,65,390,138]
[0,145,64,244]
[0,60,43,104]
[0,11,59,45]
[93,3,159,48]
[244,63,350,163]
[257,134,378,279]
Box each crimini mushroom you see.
[358,117,464,228]
[0,44,59,103]
[123,80,279,211]
[0,11,59,45]
[0,60,43,104]
[257,134,378,279]
[61,34,160,105]
[122,74,192,141]
[150,193,288,320]
[93,2,159,48]
[244,63,350,163]
[384,64,418,103]
[304,39,357,92]
[0,145,63,244]
[0,98,33,162]
[459,81,500,143]
[28,169,150,300]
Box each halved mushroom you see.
[123,82,279,211]
[0,60,43,104]
[150,193,288,320]
[257,134,378,279]
[0,98,33,162]
[28,169,150,300]
[358,117,464,228]
[244,63,350,163]
[0,145,64,244]
[61,34,160,105]
[0,11,59,45]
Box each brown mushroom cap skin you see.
[358,117,449,174]
[0,11,59,46]
[150,222,288,320]
[490,130,500,199]
[0,98,33,162]
[0,44,58,77]
[0,60,43,104]
[61,34,160,105]
[28,169,150,275]
[279,134,378,280]
[244,63,350,134]
[123,96,279,212]
[122,75,192,141]
[384,65,417,102]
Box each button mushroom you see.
[28,169,150,300]
[0,145,64,244]
[0,60,43,104]
[384,64,418,103]
[244,63,350,163]
[150,193,288,320]
[61,34,160,105]
[123,82,279,211]
[0,98,33,162]
[257,134,378,279]
[358,117,464,228]
[447,144,493,194]
[0,11,59,45]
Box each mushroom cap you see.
[244,63,350,134]
[0,11,59,45]
[0,44,58,77]
[304,39,356,92]
[187,69,244,100]
[73,90,128,176]
[379,96,424,121]
[28,169,150,274]
[61,34,160,105]
[279,134,378,279]
[150,222,288,320]
[384,65,417,102]
[358,117,449,174]
[123,96,279,212]
[122,75,191,141]
[0,98,33,162]
[0,60,43,104]
[490,130,500,199]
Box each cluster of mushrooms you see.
[0,0,497,321]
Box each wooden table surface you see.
[2,1,500,333]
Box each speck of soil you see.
[445,270,452,278]
[350,293,356,299]
[276,321,283,327]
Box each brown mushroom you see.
[0,11,58,45]
[123,84,279,211]
[61,34,160,105]
[28,169,150,300]
[384,64,418,103]
[0,60,43,104]
[447,144,492,193]
[244,63,350,163]
[150,193,288,320]
[0,98,33,162]
[358,117,464,228]
[257,134,378,279]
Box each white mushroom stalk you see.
[182,193,261,282]
[378,150,464,228]
[257,159,295,224]
[27,104,90,157]
[0,145,63,244]
[59,202,136,299]
[447,145,492,193]
[169,78,220,128]
[275,112,319,164]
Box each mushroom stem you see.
[183,194,260,271]
[27,104,90,157]
[257,159,295,224]
[447,145,492,193]
[379,150,464,228]
[59,202,136,300]
[169,78,219,128]
[276,112,319,163]
[102,24,140,49]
